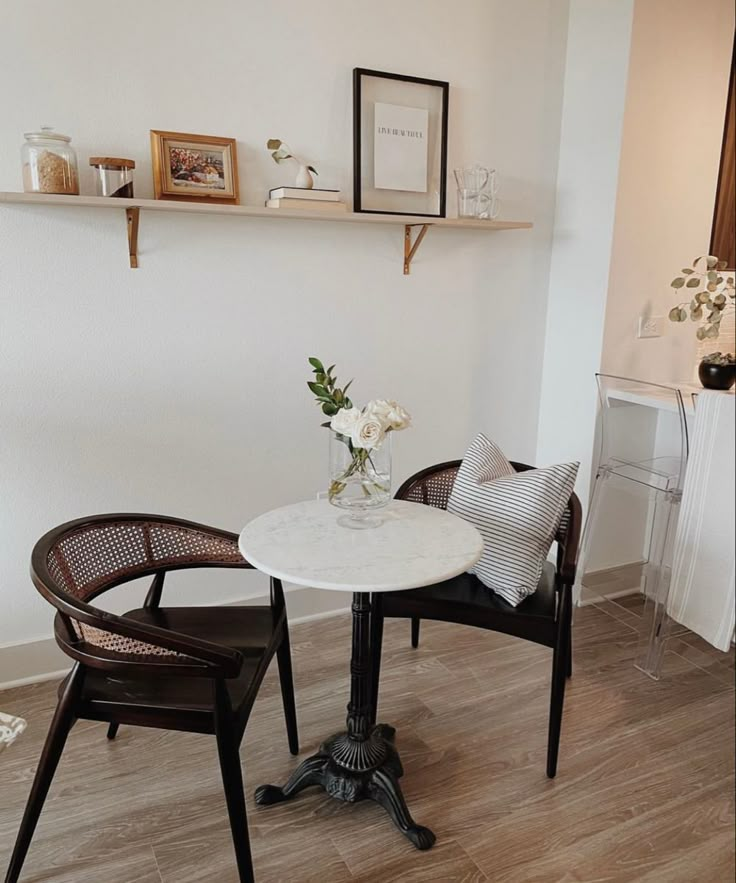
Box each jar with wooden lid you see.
[22,127,79,194]
[89,157,135,198]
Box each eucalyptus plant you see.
[701,351,735,366]
[668,255,735,341]
[307,357,353,420]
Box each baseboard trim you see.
[579,560,645,607]
[0,588,349,692]
[578,586,644,608]
[582,560,646,584]
[0,668,73,692]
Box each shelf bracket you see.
[126,207,140,269]
[403,223,430,275]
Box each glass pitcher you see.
[454,165,490,193]
[457,188,493,219]
[453,165,499,219]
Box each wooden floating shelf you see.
[0,191,533,274]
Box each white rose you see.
[365,399,391,427]
[351,414,386,450]
[330,406,361,437]
[366,399,412,432]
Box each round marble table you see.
[239,499,482,850]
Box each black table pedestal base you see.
[255,723,435,850]
[256,591,434,850]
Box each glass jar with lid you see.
[89,157,135,197]
[21,127,79,195]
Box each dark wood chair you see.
[369,460,581,779]
[4,514,299,883]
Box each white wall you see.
[601,0,735,383]
[535,0,635,509]
[0,0,571,657]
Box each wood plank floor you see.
[1,599,733,882]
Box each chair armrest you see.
[53,600,244,677]
[100,610,244,675]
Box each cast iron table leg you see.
[255,592,435,850]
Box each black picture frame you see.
[353,68,449,217]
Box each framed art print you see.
[353,68,449,217]
[150,130,240,204]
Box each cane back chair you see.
[370,460,581,779]
[5,513,299,883]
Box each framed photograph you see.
[150,130,239,204]
[353,68,449,217]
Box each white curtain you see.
[668,392,735,650]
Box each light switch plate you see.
[638,315,664,339]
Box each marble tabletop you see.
[239,499,483,593]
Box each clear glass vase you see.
[329,431,392,529]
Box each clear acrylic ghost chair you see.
[578,375,689,680]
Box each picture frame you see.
[150,130,240,204]
[353,68,449,217]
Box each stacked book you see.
[266,187,346,213]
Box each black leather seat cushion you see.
[72,607,278,727]
[381,561,558,638]
[125,605,276,656]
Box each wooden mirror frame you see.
[710,36,735,269]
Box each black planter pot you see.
[698,360,736,391]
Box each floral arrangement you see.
[668,255,734,342]
[307,357,410,503]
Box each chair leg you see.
[107,723,120,740]
[574,470,607,605]
[369,594,384,726]
[411,617,421,649]
[5,664,84,883]
[276,626,299,756]
[547,625,570,779]
[566,629,573,679]
[214,683,255,883]
[634,490,680,680]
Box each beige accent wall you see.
[601,0,735,384]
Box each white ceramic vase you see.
[295,164,314,189]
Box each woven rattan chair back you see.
[31,514,250,668]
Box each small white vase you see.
[295,164,314,189]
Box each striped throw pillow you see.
[447,434,579,606]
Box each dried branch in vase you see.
[668,255,735,344]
